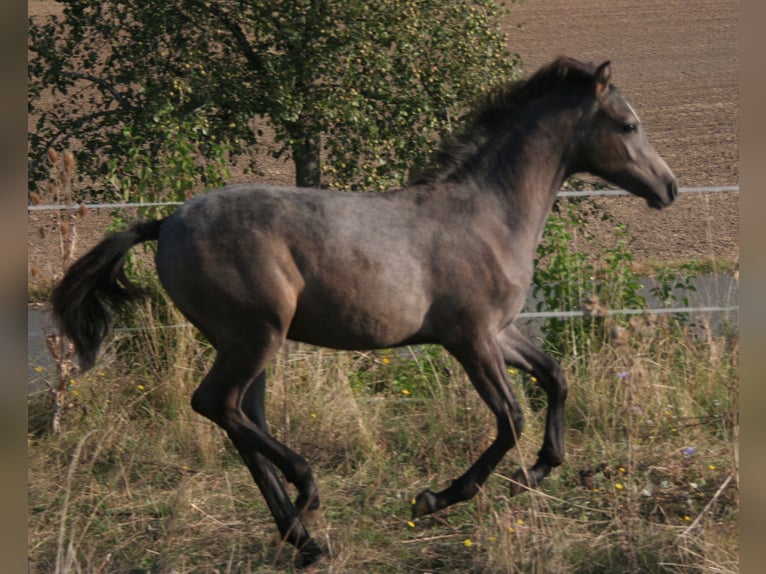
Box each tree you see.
[28,0,520,200]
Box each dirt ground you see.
[27,0,739,292]
[505,0,739,264]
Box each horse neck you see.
[481,103,586,245]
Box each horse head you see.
[576,61,677,209]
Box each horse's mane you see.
[410,57,599,185]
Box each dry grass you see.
[28,284,738,573]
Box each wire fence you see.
[26,185,740,212]
[28,184,738,389]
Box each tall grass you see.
[28,262,738,572]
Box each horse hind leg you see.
[241,448,321,564]
[241,371,321,516]
[499,324,568,495]
[191,348,322,565]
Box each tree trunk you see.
[293,135,321,188]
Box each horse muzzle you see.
[646,179,677,210]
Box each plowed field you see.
[507,0,738,263]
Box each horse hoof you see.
[509,469,532,497]
[411,489,439,519]
[298,540,324,568]
[509,480,526,497]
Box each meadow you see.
[28,265,738,573]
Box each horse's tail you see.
[51,219,164,372]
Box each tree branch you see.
[187,0,266,75]
[60,71,136,112]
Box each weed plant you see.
[531,198,704,360]
[30,149,91,434]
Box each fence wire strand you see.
[27,185,739,212]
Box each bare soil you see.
[506,0,738,264]
[27,0,739,294]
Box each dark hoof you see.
[297,540,324,568]
[411,489,439,519]
[510,464,552,496]
[510,467,535,496]
[509,479,527,497]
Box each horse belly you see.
[287,283,430,350]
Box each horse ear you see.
[594,61,611,98]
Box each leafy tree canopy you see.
[28,0,520,201]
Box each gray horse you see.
[52,57,676,565]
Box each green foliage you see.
[314,1,520,190]
[531,199,700,357]
[345,346,454,399]
[29,0,520,197]
[107,104,231,215]
[649,260,700,308]
[532,203,591,340]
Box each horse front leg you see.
[498,324,569,495]
[412,338,524,519]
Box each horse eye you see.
[622,123,637,133]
